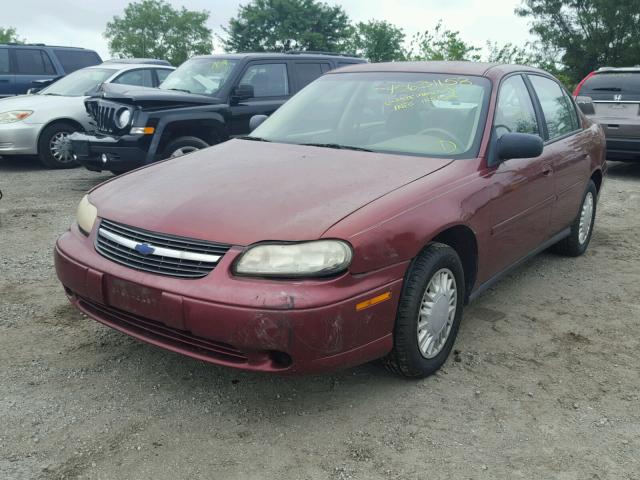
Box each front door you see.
[485,74,555,275]
[228,62,291,136]
[0,48,15,97]
[12,48,57,95]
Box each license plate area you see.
[105,276,162,318]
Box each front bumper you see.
[55,225,406,374]
[0,122,42,155]
[70,131,151,172]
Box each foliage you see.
[0,27,22,44]
[516,0,640,84]
[104,0,212,66]
[407,21,481,61]
[350,20,405,62]
[221,0,353,53]
[486,40,533,64]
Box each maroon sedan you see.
[55,62,606,377]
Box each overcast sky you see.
[3,0,533,60]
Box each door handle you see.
[542,164,553,176]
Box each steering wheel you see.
[494,124,512,136]
[418,128,463,148]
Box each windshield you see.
[253,72,491,158]
[160,58,238,96]
[39,68,117,97]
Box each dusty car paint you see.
[55,61,607,374]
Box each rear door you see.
[12,48,58,95]
[579,71,640,142]
[527,74,589,235]
[0,47,14,97]
[228,61,292,136]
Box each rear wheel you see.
[161,136,209,159]
[551,180,597,257]
[37,122,80,169]
[383,243,465,378]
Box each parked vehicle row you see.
[55,61,607,377]
[70,52,366,174]
[0,60,174,168]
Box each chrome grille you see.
[95,219,230,278]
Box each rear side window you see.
[53,49,101,73]
[294,62,330,89]
[529,75,579,140]
[0,49,9,74]
[580,72,640,100]
[112,69,154,87]
[239,63,289,97]
[495,75,539,138]
[14,49,56,75]
[156,68,172,84]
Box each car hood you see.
[90,140,453,246]
[0,94,81,111]
[94,83,222,109]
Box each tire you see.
[161,136,209,160]
[551,180,597,257]
[37,122,80,169]
[383,243,465,378]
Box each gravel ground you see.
[1,156,639,480]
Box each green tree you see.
[104,0,212,66]
[221,0,353,53]
[350,20,405,62]
[407,21,480,61]
[516,0,640,84]
[0,27,22,43]
[486,40,533,64]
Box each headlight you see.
[76,195,98,235]
[0,110,33,124]
[234,240,353,277]
[115,108,131,129]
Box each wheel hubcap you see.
[49,131,75,164]
[170,146,199,158]
[417,268,457,359]
[578,192,594,245]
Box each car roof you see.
[330,61,549,77]
[103,58,172,66]
[0,43,95,51]
[596,66,640,73]
[87,63,174,71]
[190,52,365,62]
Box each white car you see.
[0,61,174,168]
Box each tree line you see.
[3,0,640,88]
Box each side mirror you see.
[231,84,254,104]
[249,114,268,132]
[496,132,543,161]
[575,95,595,115]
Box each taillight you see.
[573,71,596,97]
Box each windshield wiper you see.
[300,142,373,152]
[237,135,271,142]
[166,87,192,94]
[592,87,622,91]
[42,93,61,96]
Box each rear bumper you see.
[54,226,405,374]
[70,131,151,172]
[606,137,640,160]
[0,122,41,155]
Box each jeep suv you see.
[574,67,640,161]
[0,44,102,97]
[70,52,365,174]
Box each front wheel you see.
[161,136,209,160]
[37,122,79,169]
[551,180,597,257]
[383,243,465,378]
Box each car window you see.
[0,48,9,74]
[160,58,238,96]
[253,72,491,159]
[239,63,289,97]
[14,49,56,75]
[155,68,172,84]
[39,67,118,97]
[580,72,640,100]
[53,49,101,73]
[495,75,539,138]
[112,69,154,88]
[529,75,578,140]
[294,63,329,89]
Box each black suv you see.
[71,52,365,174]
